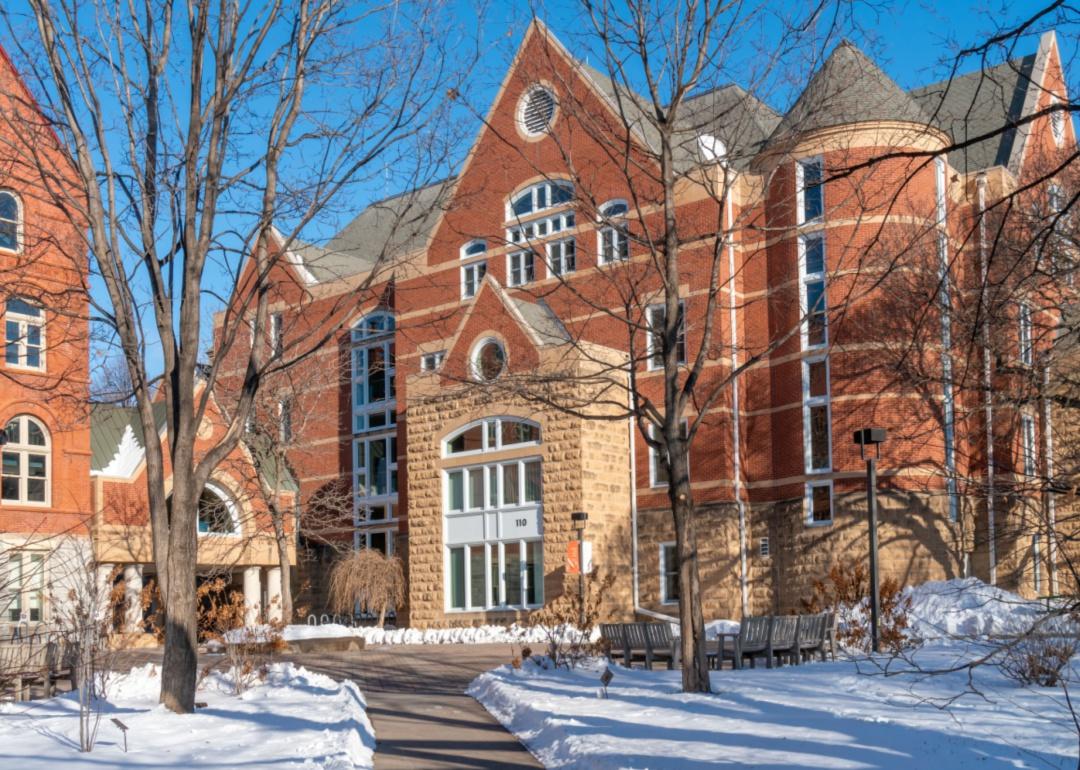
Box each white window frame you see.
[197,481,242,537]
[1051,95,1065,147]
[5,550,46,623]
[646,301,686,371]
[351,312,396,433]
[659,542,678,605]
[802,355,832,474]
[358,528,396,556]
[278,397,292,443]
[1019,301,1033,366]
[506,180,573,222]
[805,479,833,526]
[648,421,689,488]
[444,417,541,458]
[1021,413,1036,477]
[269,312,283,357]
[1033,534,1042,594]
[597,200,629,265]
[507,250,535,287]
[507,210,575,246]
[4,298,45,371]
[796,156,824,225]
[421,350,446,372]
[461,261,487,299]
[0,190,23,254]
[546,237,576,277]
[1,415,50,507]
[799,232,827,350]
[353,432,398,532]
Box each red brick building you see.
[219,24,1077,626]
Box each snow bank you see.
[226,621,598,646]
[0,662,375,769]
[904,578,1046,640]
[470,648,1080,769]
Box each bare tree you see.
[0,0,470,712]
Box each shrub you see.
[327,549,405,628]
[999,633,1079,688]
[802,560,913,653]
[520,570,615,669]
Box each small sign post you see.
[111,718,129,753]
[599,667,614,699]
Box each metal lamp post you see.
[571,511,588,627]
[853,427,886,653]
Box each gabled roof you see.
[90,402,166,474]
[509,296,570,345]
[768,40,930,147]
[910,55,1037,174]
[285,177,454,284]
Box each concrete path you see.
[288,643,542,770]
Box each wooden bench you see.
[600,622,681,670]
[795,611,832,663]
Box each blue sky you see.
[35,0,1069,380]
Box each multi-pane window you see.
[801,233,827,348]
[1021,414,1036,477]
[649,421,689,488]
[546,238,576,276]
[508,211,575,245]
[421,350,446,372]
[1,415,49,505]
[804,357,831,472]
[444,419,544,612]
[507,251,535,287]
[798,157,823,223]
[0,191,20,252]
[1019,302,1033,366]
[598,200,629,264]
[354,434,398,521]
[659,543,678,604]
[508,181,573,220]
[646,302,686,370]
[351,312,396,433]
[807,481,832,524]
[5,551,44,622]
[5,297,44,370]
[462,261,487,299]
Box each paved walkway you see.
[287,643,541,769]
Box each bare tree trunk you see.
[669,451,709,692]
[271,503,294,623]
[159,475,199,713]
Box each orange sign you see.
[566,540,593,575]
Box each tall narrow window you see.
[507,251,535,287]
[270,312,283,357]
[4,297,44,370]
[649,421,689,488]
[462,261,487,299]
[1051,95,1065,147]
[6,551,44,622]
[352,312,398,544]
[0,191,20,252]
[798,158,823,223]
[546,238,576,276]
[646,302,686,370]
[804,357,831,472]
[1033,534,1042,594]
[807,481,832,524]
[598,201,629,264]
[1,415,49,505]
[1021,414,1036,477]
[800,233,827,348]
[351,312,396,433]
[1019,302,1033,366]
[660,543,679,604]
[278,398,292,443]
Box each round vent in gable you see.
[519,85,556,136]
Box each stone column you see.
[265,567,283,623]
[95,563,114,623]
[243,566,262,626]
[122,564,143,633]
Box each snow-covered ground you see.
[228,621,598,646]
[0,662,375,769]
[469,579,1079,769]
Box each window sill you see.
[805,519,833,528]
[0,499,50,508]
[4,364,46,373]
[445,605,542,614]
[660,599,679,606]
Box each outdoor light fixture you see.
[853,427,887,653]
[571,511,589,626]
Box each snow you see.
[469,579,1080,769]
[229,622,598,646]
[94,424,144,478]
[0,662,375,769]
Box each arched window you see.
[197,482,240,535]
[598,200,629,265]
[351,311,398,554]
[4,297,44,370]
[506,181,575,246]
[1,415,49,504]
[443,417,543,612]
[0,191,20,252]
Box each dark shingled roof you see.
[768,41,931,146]
[910,54,1037,174]
[290,177,454,283]
[90,402,166,472]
